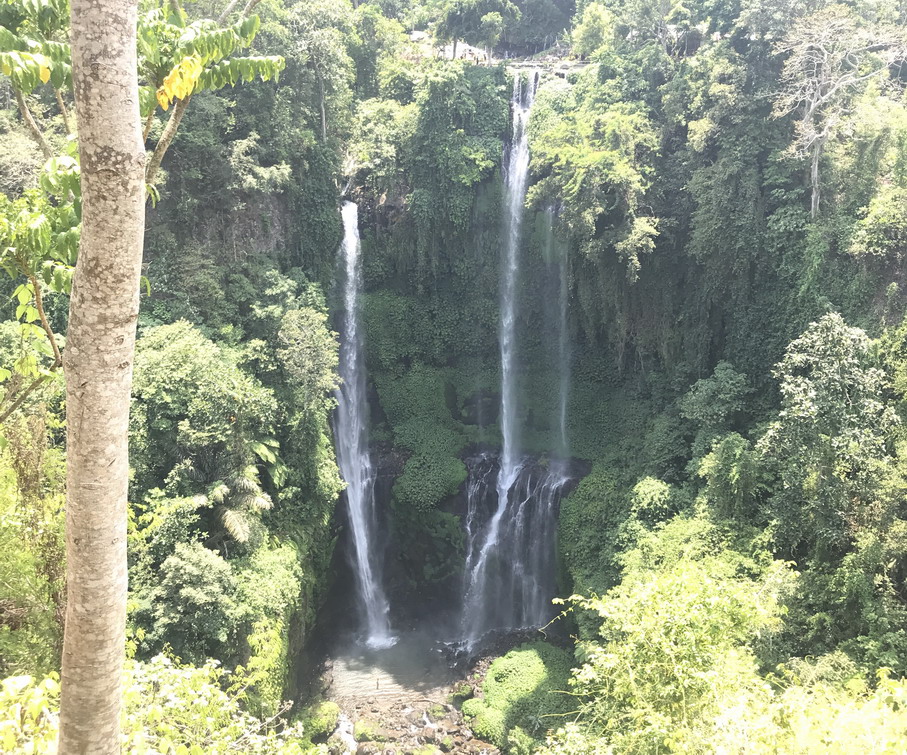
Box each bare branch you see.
[217,0,242,24]
[145,96,190,185]
[14,90,52,160]
[54,88,73,135]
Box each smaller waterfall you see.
[334,201,395,649]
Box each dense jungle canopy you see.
[3,0,907,752]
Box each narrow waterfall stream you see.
[553,206,571,459]
[334,201,395,649]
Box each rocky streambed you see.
[309,630,510,755]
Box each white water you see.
[334,201,395,649]
[460,454,568,643]
[461,71,539,646]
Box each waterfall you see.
[334,201,395,649]
[550,205,570,458]
[498,70,536,496]
[461,455,568,642]
[461,71,542,646]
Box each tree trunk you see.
[810,137,825,218]
[452,38,458,59]
[317,71,327,140]
[59,0,146,750]
[14,90,52,159]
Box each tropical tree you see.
[435,0,519,58]
[58,0,146,749]
[758,313,898,556]
[138,1,285,185]
[0,0,74,155]
[773,5,906,217]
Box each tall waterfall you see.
[461,71,545,646]
[334,201,395,649]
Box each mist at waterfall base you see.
[326,72,574,675]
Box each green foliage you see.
[558,464,627,602]
[697,432,764,521]
[462,642,573,751]
[435,0,520,51]
[393,453,466,511]
[627,476,674,527]
[276,307,339,414]
[528,70,658,282]
[392,507,464,585]
[0,673,58,753]
[0,656,308,753]
[680,361,750,432]
[572,3,614,58]
[405,61,508,271]
[375,362,468,462]
[298,699,340,743]
[758,313,898,555]
[351,98,416,195]
[143,542,242,664]
[234,541,303,715]
[0,0,70,93]
[850,186,907,260]
[130,320,280,545]
[547,513,794,753]
[0,449,63,678]
[502,0,571,52]
[680,361,751,461]
[138,7,283,116]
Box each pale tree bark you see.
[59,0,146,750]
[773,6,906,217]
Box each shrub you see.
[1,656,307,753]
[299,699,340,742]
[462,642,573,750]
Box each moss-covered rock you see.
[300,699,340,742]
[450,682,474,706]
[353,718,388,742]
[461,642,573,751]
